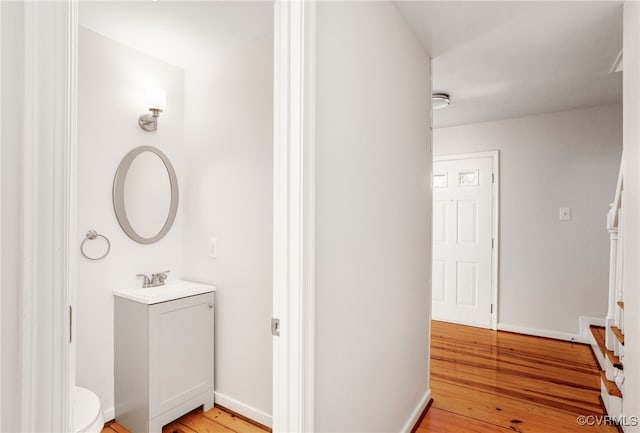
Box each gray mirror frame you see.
[113,145,179,244]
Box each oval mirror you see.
[113,146,179,244]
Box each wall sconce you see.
[138,88,166,132]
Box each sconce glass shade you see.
[146,87,166,112]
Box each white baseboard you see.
[103,407,115,423]
[102,392,272,429]
[497,316,606,345]
[400,388,432,433]
[432,316,496,330]
[214,392,272,428]
[579,315,605,342]
[497,323,584,343]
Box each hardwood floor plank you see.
[431,382,613,432]
[178,412,238,433]
[418,407,515,433]
[430,347,600,388]
[430,371,601,415]
[163,421,198,433]
[108,423,130,433]
[421,321,617,433]
[430,352,601,402]
[202,407,270,433]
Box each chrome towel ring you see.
[80,230,111,261]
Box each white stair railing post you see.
[606,210,618,352]
[615,209,624,334]
[614,210,624,361]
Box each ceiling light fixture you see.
[432,93,451,110]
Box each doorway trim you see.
[433,150,499,330]
[0,3,3,428]
[17,1,77,431]
[20,0,314,430]
[272,1,316,432]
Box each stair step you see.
[590,326,623,369]
[617,301,624,310]
[590,325,606,356]
[600,370,623,398]
[606,349,624,370]
[611,326,625,345]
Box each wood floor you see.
[101,406,270,433]
[418,321,617,433]
[104,321,613,433]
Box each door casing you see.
[17,0,316,430]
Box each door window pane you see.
[459,170,479,186]
[433,173,447,188]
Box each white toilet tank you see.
[75,386,104,433]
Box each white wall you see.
[315,2,432,432]
[1,2,23,431]
[77,27,185,417]
[181,35,273,425]
[434,104,623,339]
[622,1,640,430]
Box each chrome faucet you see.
[151,270,170,286]
[136,270,170,288]
[136,274,152,288]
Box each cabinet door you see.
[149,293,214,417]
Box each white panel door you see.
[432,156,493,328]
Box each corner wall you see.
[181,35,274,425]
[315,2,432,431]
[434,104,622,339]
[77,27,185,417]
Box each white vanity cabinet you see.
[114,281,216,433]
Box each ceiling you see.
[395,1,623,128]
[80,1,622,129]
[79,1,273,70]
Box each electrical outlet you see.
[209,238,218,258]
[559,207,571,221]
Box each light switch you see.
[559,207,571,221]
[209,238,218,258]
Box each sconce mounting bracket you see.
[138,108,162,132]
[138,114,158,132]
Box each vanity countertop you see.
[113,280,216,305]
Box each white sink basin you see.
[113,280,216,305]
